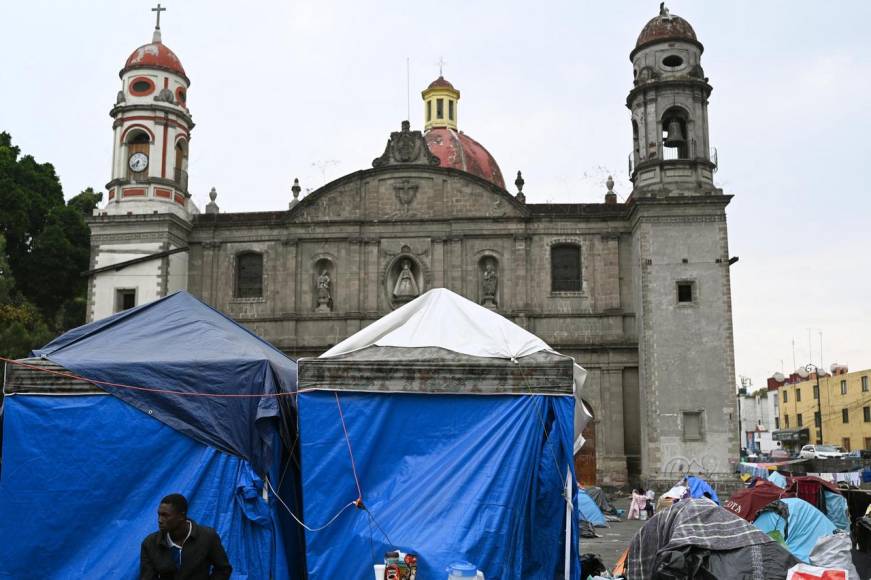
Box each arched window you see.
[551,244,581,292]
[236,252,263,298]
[126,130,151,180]
[174,140,188,190]
[661,107,689,160]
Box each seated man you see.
[140,493,232,580]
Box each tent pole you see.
[564,468,572,579]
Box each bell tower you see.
[105,3,194,217]
[627,2,717,197]
[86,4,193,322]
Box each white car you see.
[799,444,848,459]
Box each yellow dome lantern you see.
[422,76,460,131]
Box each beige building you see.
[86,5,739,485]
[774,366,871,452]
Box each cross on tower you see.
[152,3,166,30]
[437,56,447,77]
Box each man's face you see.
[157,502,186,533]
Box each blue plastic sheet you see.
[298,392,579,579]
[686,475,720,505]
[768,471,788,489]
[32,291,297,476]
[576,490,607,527]
[823,490,849,531]
[0,395,291,579]
[754,497,836,562]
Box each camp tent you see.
[685,475,720,505]
[0,291,302,578]
[753,497,837,562]
[576,490,607,527]
[296,288,586,579]
[724,479,789,522]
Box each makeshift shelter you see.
[626,498,798,579]
[754,497,837,563]
[724,479,789,522]
[576,490,607,527]
[769,470,789,488]
[0,292,302,578]
[296,289,585,579]
[584,486,618,516]
[785,476,849,531]
[685,475,720,504]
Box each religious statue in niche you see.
[481,261,498,308]
[315,269,332,312]
[392,260,420,303]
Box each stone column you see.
[598,367,628,485]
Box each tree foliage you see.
[0,132,97,357]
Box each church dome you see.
[121,40,187,80]
[635,4,699,51]
[425,128,505,189]
[427,76,456,90]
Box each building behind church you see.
[86,4,738,485]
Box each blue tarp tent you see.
[296,289,585,579]
[753,497,836,562]
[686,475,720,505]
[576,490,607,527]
[0,291,303,578]
[768,471,788,489]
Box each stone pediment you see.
[372,121,440,168]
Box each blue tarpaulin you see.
[576,490,607,527]
[686,475,720,505]
[33,291,298,476]
[768,471,788,489]
[0,395,288,579]
[753,497,836,562]
[1,291,303,578]
[298,391,579,580]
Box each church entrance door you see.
[575,401,597,485]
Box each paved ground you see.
[579,496,646,571]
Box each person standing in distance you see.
[140,493,232,579]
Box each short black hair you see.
[160,493,188,515]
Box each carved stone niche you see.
[478,256,499,309]
[384,250,424,309]
[313,257,334,313]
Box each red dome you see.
[425,128,505,189]
[427,76,456,90]
[636,13,698,49]
[122,41,187,80]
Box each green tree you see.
[0,235,53,359]
[67,187,103,217]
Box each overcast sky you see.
[2,1,869,388]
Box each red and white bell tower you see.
[105,3,194,218]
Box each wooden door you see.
[575,402,597,485]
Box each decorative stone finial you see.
[605,176,618,204]
[515,171,526,203]
[205,187,219,214]
[152,3,166,42]
[289,178,301,209]
[659,2,671,19]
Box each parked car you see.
[846,449,871,459]
[769,449,792,460]
[799,444,848,459]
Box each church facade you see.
[86,5,738,485]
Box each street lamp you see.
[806,363,823,444]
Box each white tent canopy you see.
[322,288,591,446]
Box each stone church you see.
[86,4,738,485]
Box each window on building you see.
[842,408,849,423]
[864,437,871,450]
[551,244,582,292]
[840,380,847,395]
[796,388,801,402]
[842,437,851,452]
[775,417,780,429]
[426,101,432,122]
[236,252,263,298]
[864,406,870,423]
[676,281,694,303]
[448,99,454,121]
[862,376,869,393]
[436,98,444,119]
[813,384,819,399]
[783,390,788,403]
[796,413,803,427]
[815,411,821,427]
[784,415,790,428]
[682,411,703,441]
[816,431,822,445]
[114,289,136,312]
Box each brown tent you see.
[723,480,790,522]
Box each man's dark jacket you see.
[140,519,232,580]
